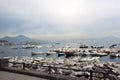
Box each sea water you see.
[0,43,120,63]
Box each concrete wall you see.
[0,58,9,68]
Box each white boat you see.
[46,52,57,55]
[71,56,80,61]
[81,52,91,56]
[31,52,45,55]
[90,52,108,57]
[79,57,100,62]
[22,44,35,49]
[36,45,42,48]
[110,53,119,57]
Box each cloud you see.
[0,0,120,39]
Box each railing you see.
[8,61,120,80]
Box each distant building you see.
[0,40,11,46]
[25,42,38,45]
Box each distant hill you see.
[59,36,120,47]
[79,36,120,47]
[1,35,120,47]
[1,35,48,44]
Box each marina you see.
[0,43,120,79]
[0,55,119,80]
[0,43,120,62]
[1,0,120,80]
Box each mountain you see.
[1,35,48,44]
[99,36,120,47]
[1,35,120,47]
[59,36,120,47]
[78,36,120,47]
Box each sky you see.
[0,0,120,40]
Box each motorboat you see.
[79,57,100,62]
[109,53,119,57]
[90,52,108,57]
[58,53,65,57]
[31,52,45,56]
[46,52,57,55]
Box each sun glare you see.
[56,0,81,20]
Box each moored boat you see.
[22,44,35,49]
[109,53,119,57]
[65,51,75,58]
[79,57,100,62]
[90,52,107,57]
[46,52,57,55]
[58,53,65,57]
[31,52,45,56]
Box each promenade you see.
[0,71,48,80]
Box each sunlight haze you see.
[0,0,120,40]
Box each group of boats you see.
[6,43,120,79]
[32,47,120,58]
[31,47,109,58]
[11,43,120,59]
[80,51,108,57]
[31,51,57,56]
[51,48,109,58]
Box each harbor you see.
[0,55,120,80]
[1,0,120,80]
[0,43,120,62]
[0,43,120,80]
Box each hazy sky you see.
[0,0,120,40]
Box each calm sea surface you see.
[0,43,120,63]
